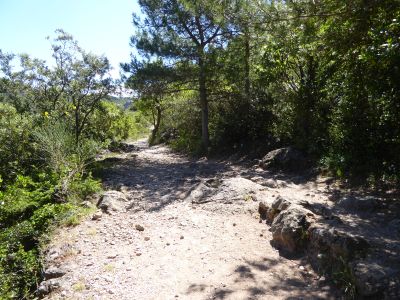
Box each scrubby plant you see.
[0,103,36,186]
[0,31,133,298]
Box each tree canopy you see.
[124,0,400,181]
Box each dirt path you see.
[43,140,338,300]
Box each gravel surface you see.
[42,140,338,300]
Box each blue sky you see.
[0,0,141,78]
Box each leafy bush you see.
[89,100,150,143]
[157,92,203,154]
[0,103,36,186]
[0,173,100,299]
[0,32,142,299]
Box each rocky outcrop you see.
[337,195,380,212]
[351,261,400,298]
[259,196,292,224]
[43,266,66,280]
[270,205,314,254]
[37,279,60,296]
[308,226,369,265]
[97,191,128,213]
[259,147,307,171]
[259,196,314,254]
[108,141,137,153]
[188,177,265,204]
[187,182,217,204]
[258,195,400,298]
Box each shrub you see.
[0,103,35,186]
[89,100,150,143]
[0,173,100,299]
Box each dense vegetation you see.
[0,31,148,298]
[123,0,400,184]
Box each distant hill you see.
[107,96,133,110]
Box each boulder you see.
[270,205,314,254]
[188,177,264,204]
[351,261,392,297]
[108,141,137,153]
[187,182,216,204]
[259,196,293,224]
[271,196,291,212]
[37,279,60,296]
[262,178,278,188]
[258,201,275,223]
[388,219,400,236]
[97,191,128,213]
[43,266,66,280]
[307,226,369,271]
[259,147,307,171]
[337,195,379,212]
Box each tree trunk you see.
[244,25,251,100]
[150,104,162,145]
[74,105,80,144]
[198,49,209,153]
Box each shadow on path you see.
[186,257,339,299]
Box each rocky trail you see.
[40,140,400,299]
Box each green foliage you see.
[318,0,400,179]
[0,174,52,298]
[0,173,100,299]
[157,91,203,154]
[0,103,35,185]
[89,100,150,143]
[332,257,356,299]
[126,0,400,183]
[0,31,134,299]
[127,0,233,151]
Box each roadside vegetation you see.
[0,30,149,298]
[123,0,400,186]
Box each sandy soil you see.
[43,140,339,300]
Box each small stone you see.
[97,190,128,213]
[92,211,103,221]
[166,243,170,246]
[136,252,142,256]
[47,279,60,292]
[180,236,184,239]
[233,223,237,227]
[299,266,305,271]
[144,236,150,241]
[37,283,49,296]
[135,224,145,231]
[61,290,67,297]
